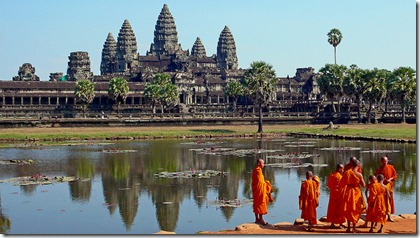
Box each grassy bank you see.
[0,123,415,142]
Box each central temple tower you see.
[148,4,185,56]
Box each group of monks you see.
[251,155,397,233]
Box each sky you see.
[0,0,416,80]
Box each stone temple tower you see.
[216,26,238,70]
[116,19,138,73]
[148,4,184,56]
[100,32,117,75]
[191,37,206,57]
[67,51,93,81]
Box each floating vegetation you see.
[101,149,138,153]
[190,148,284,157]
[319,147,362,151]
[265,162,329,168]
[283,144,317,148]
[155,170,228,179]
[266,153,317,160]
[360,149,400,153]
[0,159,34,165]
[207,198,253,208]
[284,141,317,144]
[0,175,78,186]
[180,141,225,146]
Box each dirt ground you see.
[199,214,416,235]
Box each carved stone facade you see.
[1,4,322,119]
[67,51,94,81]
[12,63,40,81]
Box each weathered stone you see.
[217,26,238,70]
[66,51,93,81]
[116,20,138,73]
[100,32,117,75]
[12,63,40,81]
[191,37,206,57]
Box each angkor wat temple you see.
[1,4,320,121]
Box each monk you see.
[375,156,397,222]
[344,156,362,173]
[339,159,366,233]
[363,175,377,228]
[326,164,345,228]
[299,171,320,231]
[252,158,272,225]
[366,174,390,233]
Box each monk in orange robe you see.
[364,175,377,228]
[327,164,345,228]
[375,156,397,222]
[366,174,390,233]
[252,158,272,225]
[344,156,362,173]
[339,159,366,233]
[299,171,320,231]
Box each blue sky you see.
[0,0,416,80]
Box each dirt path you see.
[199,214,416,235]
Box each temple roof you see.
[191,37,206,57]
[217,26,238,70]
[117,19,137,57]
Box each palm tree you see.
[327,28,343,64]
[343,64,365,123]
[242,61,277,133]
[317,64,347,113]
[108,77,129,116]
[144,73,178,117]
[224,81,245,112]
[390,67,416,123]
[74,79,95,118]
[362,68,387,123]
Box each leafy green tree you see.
[144,73,178,116]
[362,68,388,123]
[108,77,129,115]
[224,81,245,112]
[317,64,347,112]
[390,67,416,123]
[242,61,277,133]
[327,28,343,64]
[74,79,95,118]
[343,64,365,123]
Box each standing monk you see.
[366,174,390,233]
[299,171,320,231]
[339,159,366,233]
[375,156,397,222]
[344,156,362,173]
[326,164,345,228]
[252,158,272,225]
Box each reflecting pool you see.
[0,137,416,234]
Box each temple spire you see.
[100,32,117,75]
[191,37,206,57]
[116,19,138,73]
[216,25,238,70]
[148,4,183,56]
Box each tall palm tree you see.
[242,61,277,133]
[74,79,95,118]
[327,28,343,64]
[343,64,365,123]
[108,77,129,116]
[390,67,416,123]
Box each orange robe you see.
[339,169,365,224]
[327,171,345,224]
[344,162,362,174]
[252,165,271,215]
[375,164,397,214]
[366,181,389,225]
[299,178,320,224]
